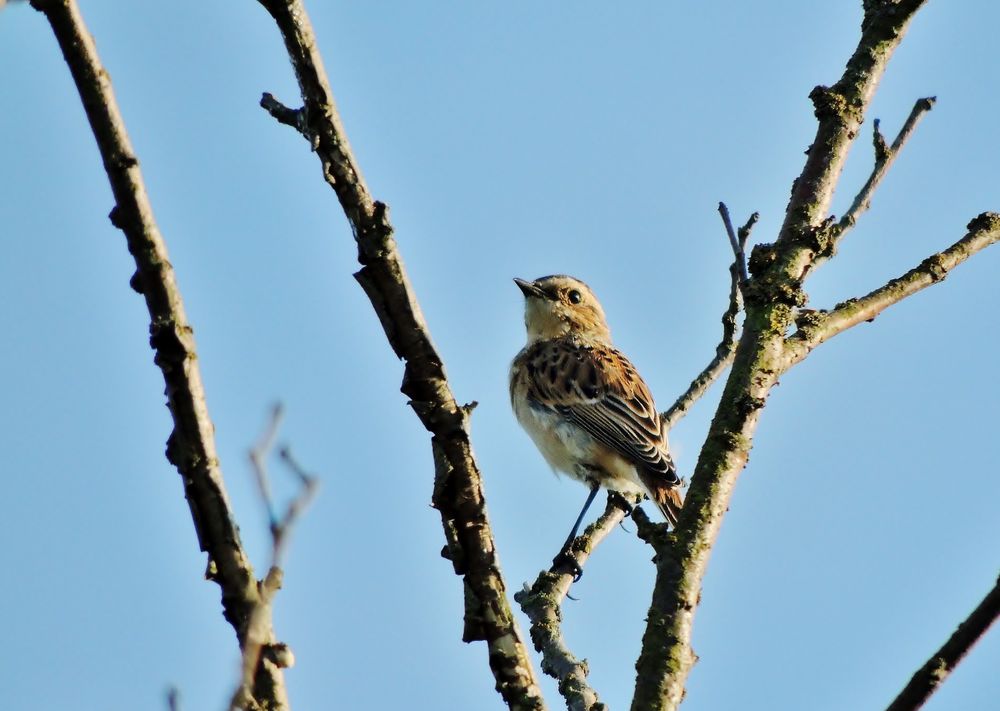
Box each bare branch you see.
[775,2,928,255]
[802,95,938,269]
[660,276,738,429]
[886,573,1000,711]
[250,403,285,529]
[631,506,671,555]
[785,212,1000,366]
[29,1,288,707]
[271,447,320,561]
[717,202,750,286]
[231,409,318,711]
[260,92,306,134]
[838,97,936,236]
[515,496,631,711]
[661,210,756,429]
[255,1,544,707]
[737,212,759,246]
[632,4,931,708]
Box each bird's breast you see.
[512,396,643,495]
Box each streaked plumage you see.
[509,275,683,532]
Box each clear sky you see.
[2,2,998,710]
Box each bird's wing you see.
[522,339,679,486]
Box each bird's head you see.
[514,275,611,343]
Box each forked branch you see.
[255,0,543,707]
[30,0,287,707]
[231,405,318,711]
[838,97,936,236]
[633,4,932,709]
[718,202,752,287]
[807,95,938,268]
[784,212,1000,366]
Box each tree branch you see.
[231,406,318,711]
[885,572,1000,711]
[515,496,631,711]
[632,4,930,709]
[662,210,756,429]
[775,0,928,255]
[837,96,935,237]
[260,92,305,133]
[785,212,1000,366]
[717,202,751,286]
[30,1,288,707]
[254,1,544,708]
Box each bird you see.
[509,275,683,576]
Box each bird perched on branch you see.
[510,275,683,576]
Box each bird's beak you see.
[513,277,545,299]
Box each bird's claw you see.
[608,491,636,516]
[553,549,584,582]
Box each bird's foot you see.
[552,548,584,582]
[608,491,636,516]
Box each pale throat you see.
[523,300,611,344]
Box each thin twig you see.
[231,409,319,711]
[886,572,1000,711]
[808,96,936,270]
[273,447,320,554]
[260,92,305,133]
[737,212,759,244]
[838,97,936,235]
[515,496,632,711]
[29,1,287,707]
[784,212,1000,366]
[166,687,180,711]
[718,202,750,286]
[661,209,757,429]
[256,1,544,707]
[250,403,285,529]
[660,282,738,429]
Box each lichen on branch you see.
[255,1,544,708]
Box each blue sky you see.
[2,2,998,709]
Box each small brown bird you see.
[509,275,683,571]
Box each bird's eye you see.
[567,289,583,304]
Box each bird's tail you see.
[643,479,685,528]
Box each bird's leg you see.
[553,482,600,581]
[563,482,601,547]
